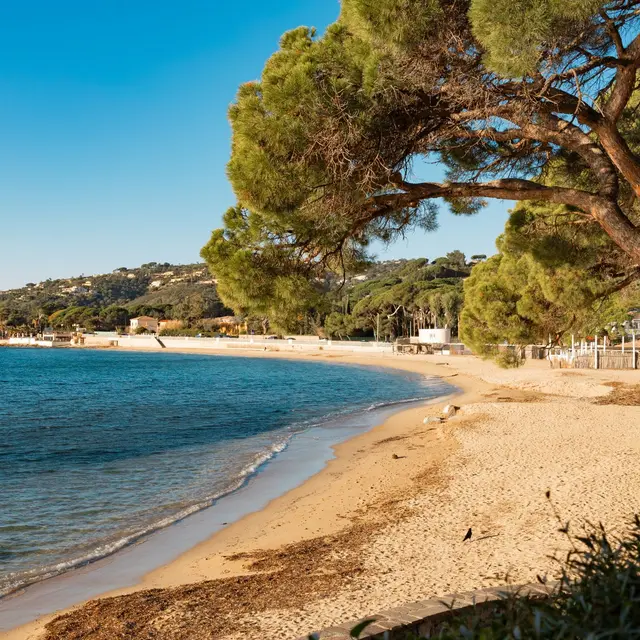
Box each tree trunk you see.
[598,126,640,199]
[589,199,640,264]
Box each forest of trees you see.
[322,254,470,341]
[0,254,475,341]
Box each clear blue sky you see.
[0,1,510,290]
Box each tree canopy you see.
[459,237,632,351]
[203,0,640,324]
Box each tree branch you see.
[603,32,640,122]
[597,267,640,298]
[371,177,640,263]
[389,178,598,210]
[599,9,624,57]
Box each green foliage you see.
[48,306,100,331]
[460,242,629,352]
[349,618,378,638]
[494,348,525,369]
[201,206,331,334]
[159,328,219,338]
[340,0,443,52]
[470,0,603,76]
[127,305,168,320]
[324,312,356,339]
[98,306,131,331]
[169,291,226,323]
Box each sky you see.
[0,1,510,291]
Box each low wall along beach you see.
[83,334,395,354]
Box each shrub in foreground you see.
[343,516,640,639]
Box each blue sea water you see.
[0,348,450,597]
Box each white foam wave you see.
[0,436,293,599]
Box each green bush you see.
[494,348,524,369]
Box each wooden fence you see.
[548,333,639,370]
[550,349,638,370]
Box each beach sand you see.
[2,351,639,639]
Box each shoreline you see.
[0,349,467,637]
[2,349,638,640]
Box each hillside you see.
[0,254,478,336]
[0,263,227,331]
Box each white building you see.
[129,316,159,333]
[418,328,452,344]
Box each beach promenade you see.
[2,351,639,640]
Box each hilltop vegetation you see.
[0,263,228,332]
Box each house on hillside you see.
[129,316,159,334]
[61,285,87,294]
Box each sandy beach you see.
[2,350,639,639]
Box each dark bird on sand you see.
[463,528,472,542]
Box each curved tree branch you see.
[375,177,640,263]
[603,32,640,122]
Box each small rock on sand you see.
[443,404,459,419]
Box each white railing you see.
[548,333,638,369]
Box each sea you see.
[0,348,451,599]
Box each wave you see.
[0,437,292,599]
[363,393,448,412]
